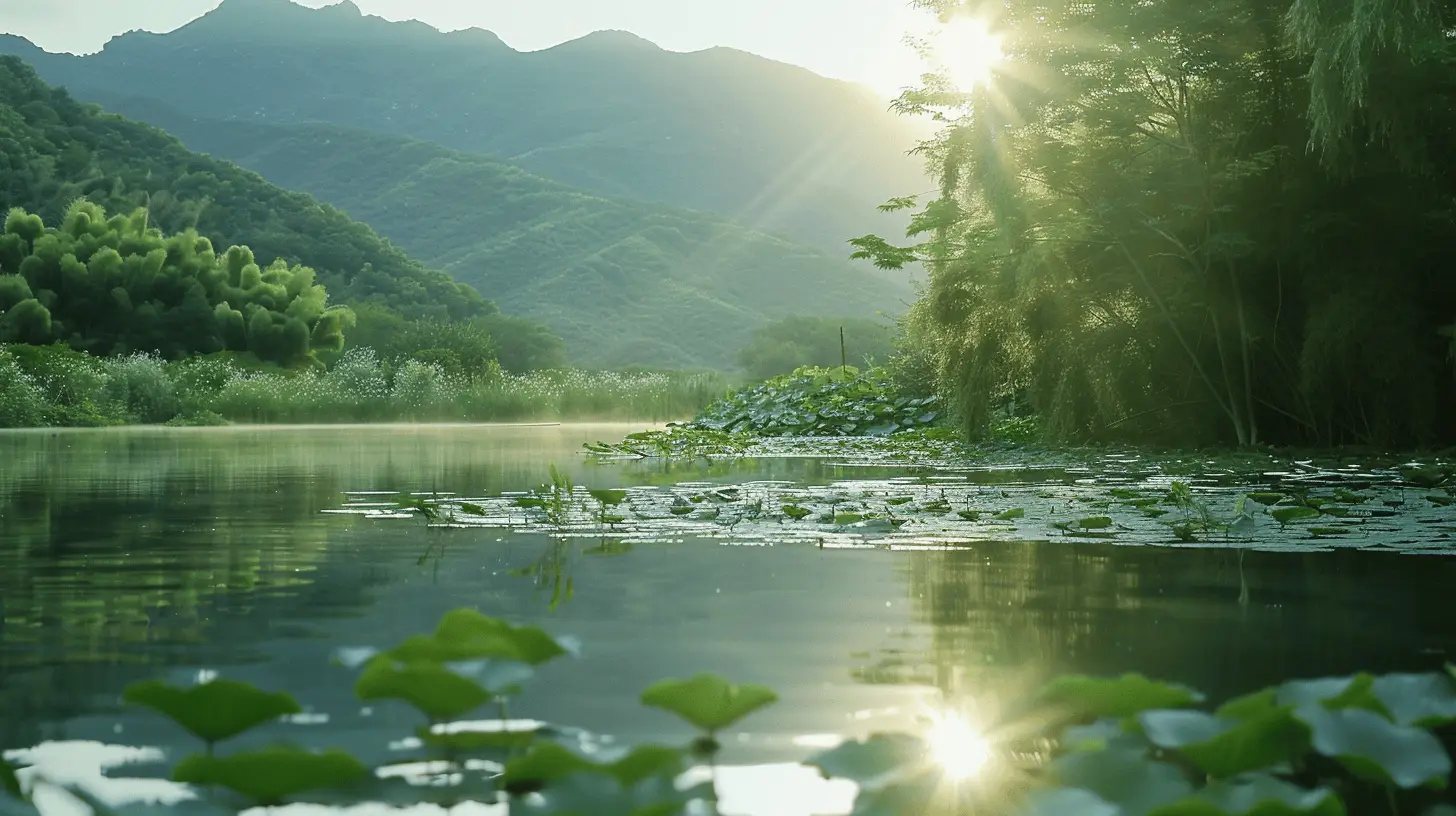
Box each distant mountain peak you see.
[549,29,663,52]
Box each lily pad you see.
[640,673,778,733]
[389,609,569,666]
[1023,788,1119,816]
[1152,774,1345,816]
[501,743,602,793]
[122,678,301,745]
[171,746,368,805]
[783,505,812,520]
[1296,704,1452,789]
[1271,507,1320,525]
[804,733,926,789]
[1137,707,1311,777]
[354,655,491,721]
[1040,674,1205,719]
[1052,745,1194,815]
[995,508,1026,521]
[589,489,629,507]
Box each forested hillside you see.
[0,0,928,255]
[84,99,908,368]
[860,0,1456,448]
[0,56,489,323]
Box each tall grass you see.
[0,344,728,428]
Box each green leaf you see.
[1138,707,1311,778]
[589,489,629,507]
[1270,507,1320,524]
[122,678,301,744]
[396,608,569,665]
[1051,745,1194,815]
[1039,674,1205,719]
[1296,705,1452,789]
[1148,775,1346,816]
[1247,492,1286,506]
[501,743,600,792]
[171,746,368,805]
[0,759,20,800]
[640,673,778,733]
[1078,516,1114,529]
[459,502,487,516]
[1370,673,1456,727]
[605,745,685,787]
[354,655,491,721]
[1023,788,1119,816]
[783,504,812,520]
[995,507,1026,520]
[844,769,942,816]
[804,733,926,789]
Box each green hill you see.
[0,0,929,256]
[0,56,491,324]
[80,98,910,368]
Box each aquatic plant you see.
[688,365,942,437]
[4,606,1454,814]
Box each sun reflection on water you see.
[925,710,994,781]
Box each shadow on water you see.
[1,424,1454,813]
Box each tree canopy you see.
[0,55,490,323]
[0,201,352,366]
[856,0,1456,447]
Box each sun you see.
[924,711,993,781]
[933,16,1005,90]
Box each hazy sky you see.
[0,0,940,96]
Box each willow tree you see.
[857,0,1456,446]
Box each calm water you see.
[2,424,1453,813]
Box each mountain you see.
[0,55,493,324]
[85,93,910,368]
[0,0,930,256]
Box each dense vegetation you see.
[690,365,943,437]
[80,103,909,369]
[856,0,1456,448]
[1,202,352,366]
[0,55,489,322]
[5,605,1454,814]
[0,0,927,255]
[735,315,898,381]
[0,343,723,427]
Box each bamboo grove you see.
[858,0,1456,447]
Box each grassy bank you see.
[0,344,728,427]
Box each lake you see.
[2,424,1454,815]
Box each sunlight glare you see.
[933,16,1005,90]
[925,712,992,781]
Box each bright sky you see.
[0,0,943,97]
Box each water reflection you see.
[2,426,1454,816]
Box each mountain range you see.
[0,0,928,368]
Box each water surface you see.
[2,425,1453,812]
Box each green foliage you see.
[0,202,350,366]
[0,759,20,800]
[171,747,369,806]
[689,365,943,437]
[736,315,898,381]
[639,674,779,734]
[1039,674,1206,719]
[121,678,301,745]
[0,342,725,427]
[0,57,489,323]
[354,656,493,721]
[865,0,1456,448]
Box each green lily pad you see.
[783,505,812,520]
[1052,745,1193,815]
[1023,788,1119,816]
[391,609,569,665]
[1271,507,1320,525]
[1296,705,1452,789]
[354,655,491,721]
[1040,674,1205,719]
[1247,492,1286,506]
[995,508,1026,521]
[171,746,368,805]
[804,733,926,789]
[835,512,866,525]
[459,502,487,516]
[122,678,301,745]
[1149,774,1346,816]
[1137,707,1311,777]
[957,509,983,521]
[1370,673,1456,727]
[669,506,694,516]
[501,742,601,792]
[886,497,914,506]
[640,673,778,733]
[589,489,629,507]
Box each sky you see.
[0,0,942,97]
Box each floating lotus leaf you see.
[1040,674,1205,719]
[1148,774,1346,816]
[804,733,926,790]
[1138,707,1311,778]
[1052,746,1194,815]
[354,655,491,721]
[1297,705,1452,789]
[171,746,368,805]
[122,678,301,745]
[589,489,629,507]
[640,673,778,733]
